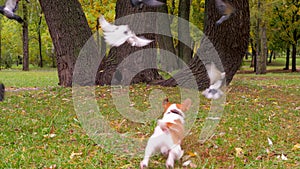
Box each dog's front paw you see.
[166,163,174,169]
[140,161,148,169]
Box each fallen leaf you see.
[44,164,57,169]
[235,148,244,158]
[189,162,197,168]
[70,151,83,159]
[43,134,56,138]
[267,138,273,146]
[182,160,191,167]
[277,154,288,160]
[187,151,197,157]
[292,143,300,151]
[255,155,262,160]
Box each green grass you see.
[240,56,300,72]
[0,69,299,168]
[0,68,58,87]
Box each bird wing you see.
[127,35,153,47]
[4,0,18,12]
[143,0,164,6]
[99,16,133,47]
[99,16,119,32]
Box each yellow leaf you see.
[187,151,197,157]
[70,151,83,159]
[235,147,244,158]
[292,143,300,151]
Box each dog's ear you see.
[163,98,170,111]
[180,98,192,112]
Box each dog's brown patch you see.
[167,119,184,144]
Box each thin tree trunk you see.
[291,43,297,72]
[22,0,29,71]
[291,30,297,72]
[268,50,273,64]
[39,0,92,87]
[38,11,43,68]
[256,22,267,74]
[250,38,256,71]
[0,18,2,70]
[283,46,290,70]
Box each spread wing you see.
[99,16,132,47]
[127,35,153,47]
[99,16,153,47]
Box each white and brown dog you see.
[140,98,192,169]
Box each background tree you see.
[22,0,29,71]
[273,0,299,72]
[158,0,250,89]
[95,0,162,85]
[39,0,92,87]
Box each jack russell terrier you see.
[140,98,192,169]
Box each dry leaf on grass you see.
[70,151,83,159]
[292,143,300,151]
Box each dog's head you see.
[162,98,192,117]
[158,98,192,144]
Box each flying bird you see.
[0,0,28,23]
[202,62,226,100]
[130,0,164,7]
[99,16,153,47]
[215,0,235,25]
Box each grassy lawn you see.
[0,67,299,168]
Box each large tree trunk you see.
[22,1,29,71]
[95,0,162,86]
[39,0,92,87]
[158,0,250,90]
[178,0,192,64]
[157,0,178,72]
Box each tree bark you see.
[39,0,92,87]
[178,0,192,64]
[22,1,29,71]
[256,22,267,74]
[158,0,250,90]
[283,46,290,70]
[95,0,162,86]
[38,11,43,68]
[157,0,178,72]
[291,43,297,72]
[291,30,297,72]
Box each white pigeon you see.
[202,62,226,99]
[99,16,153,47]
[0,0,29,23]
